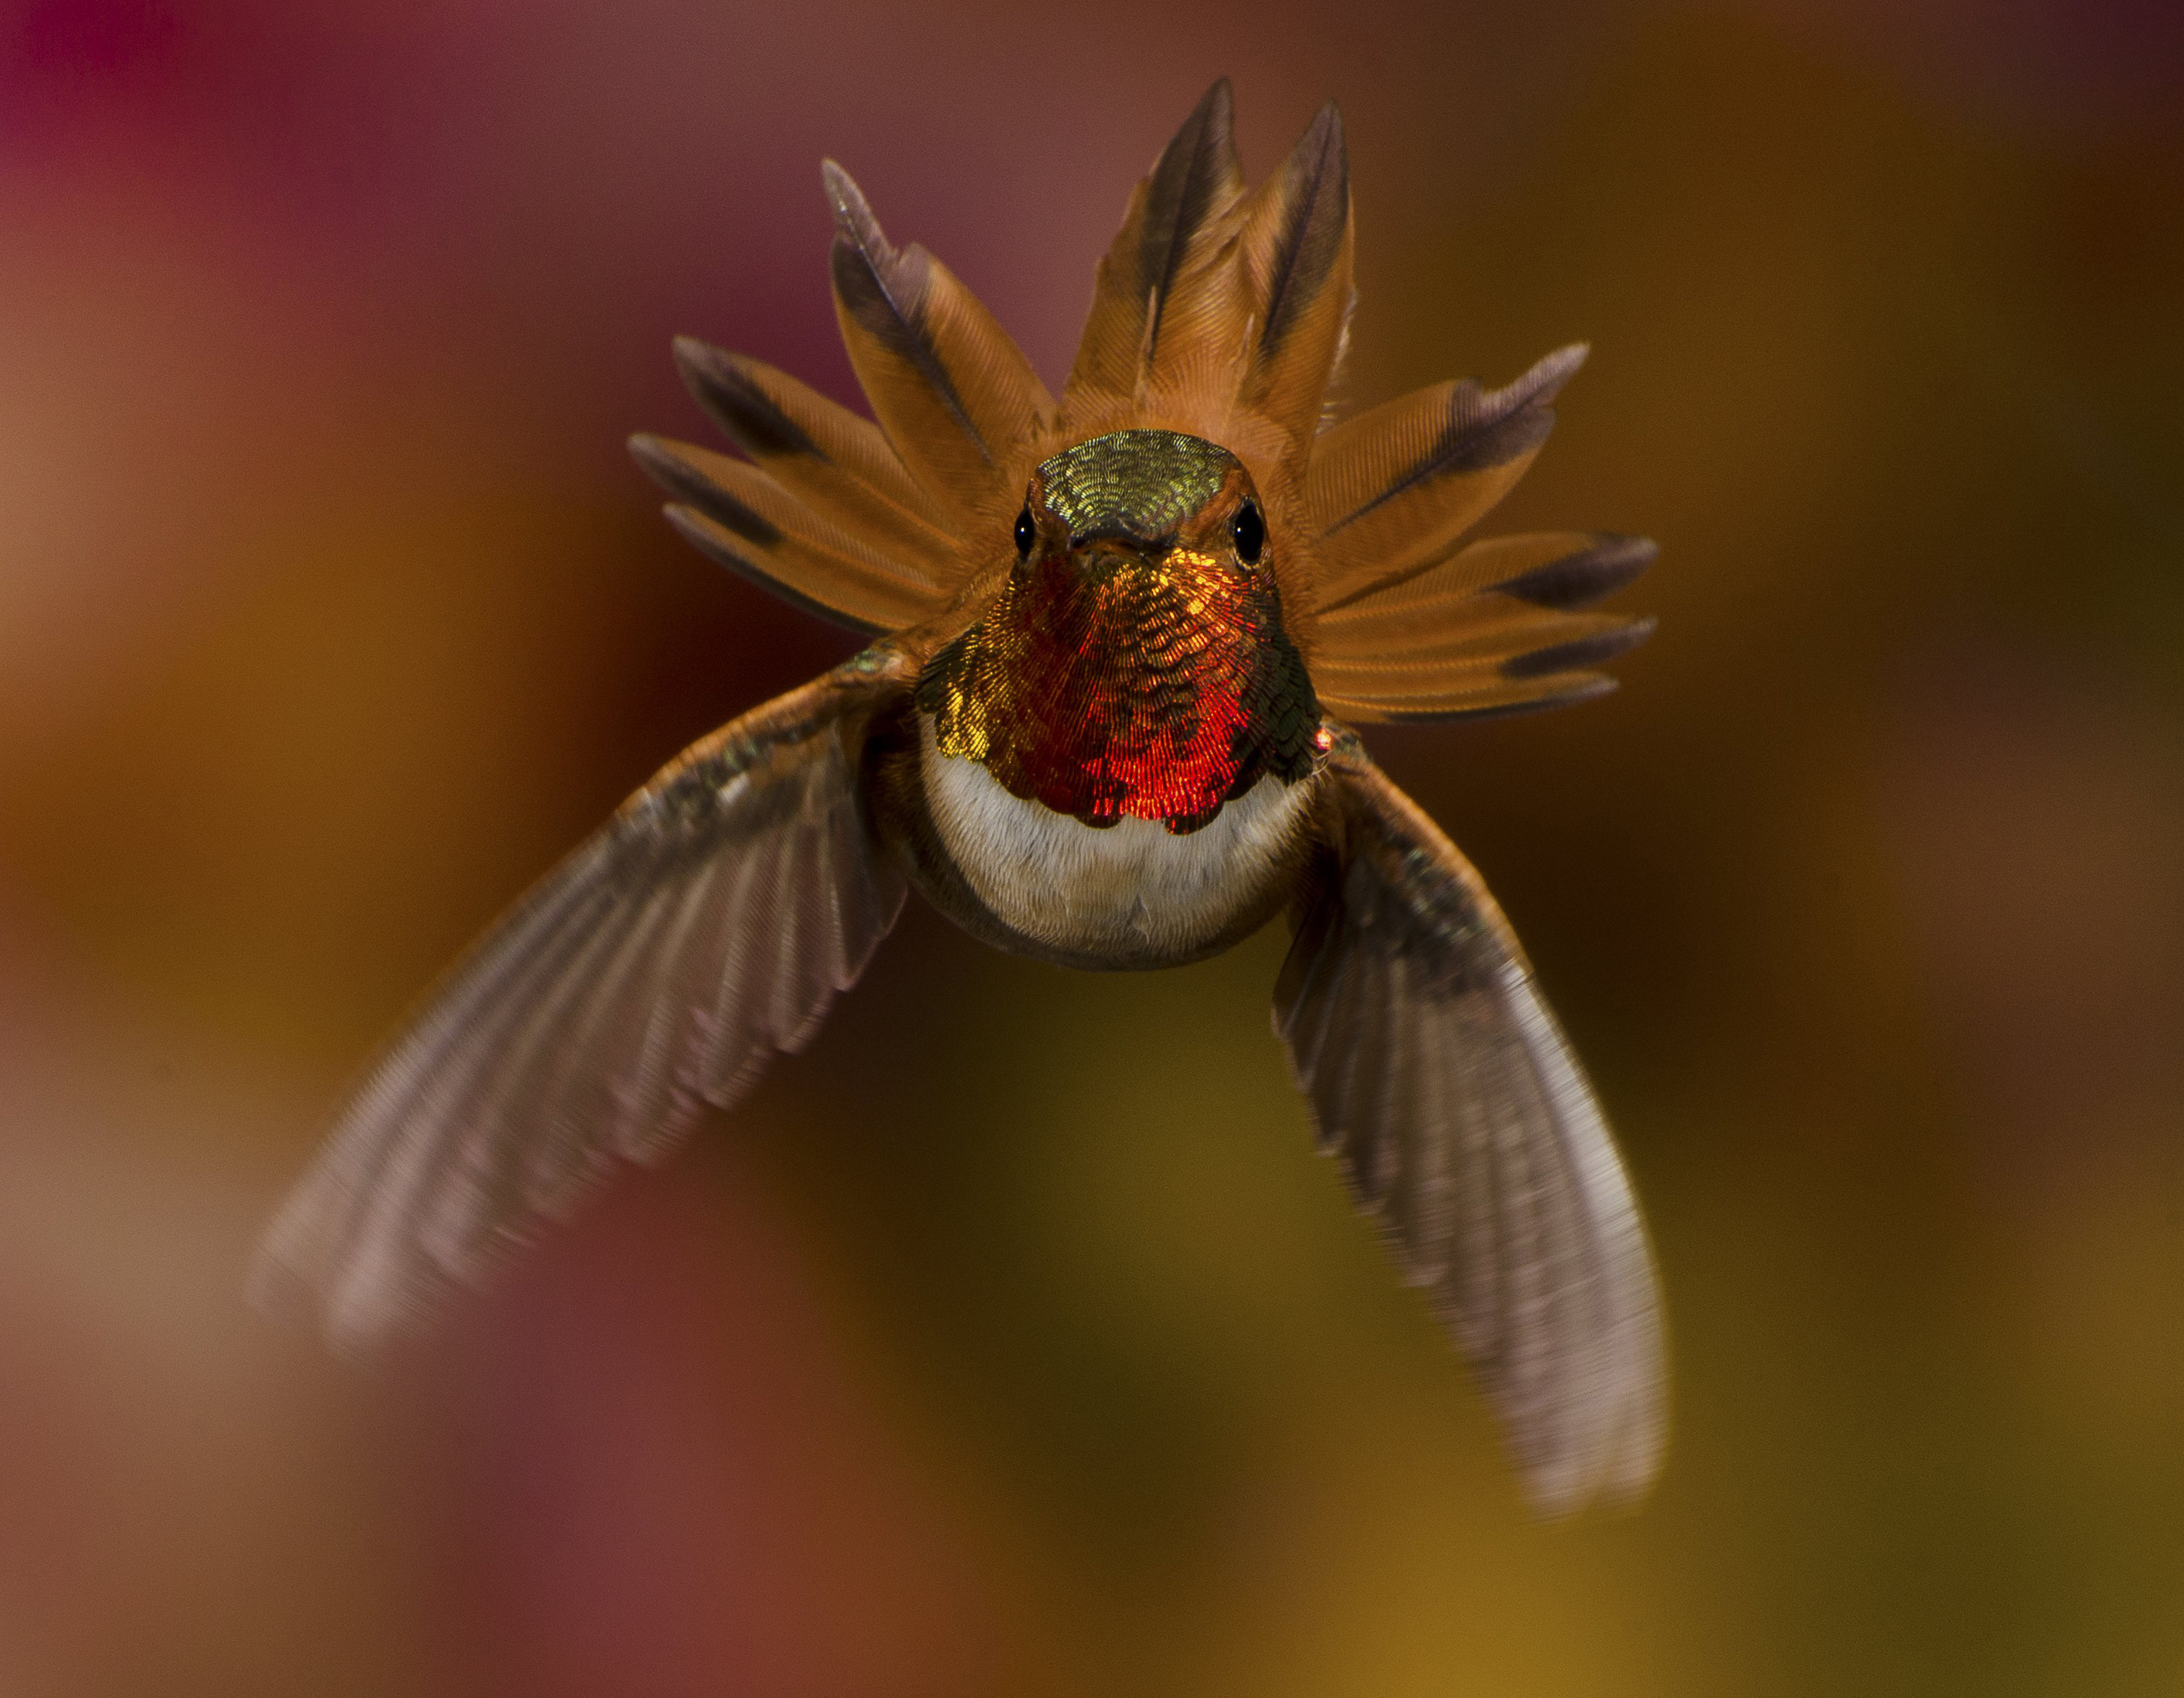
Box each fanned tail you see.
[649,86,1650,713]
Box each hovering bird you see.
[258,81,1666,1513]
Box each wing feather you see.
[254,650,915,1345]
[411,892,630,1260]
[1274,735,1666,1512]
[1379,955,1449,1289]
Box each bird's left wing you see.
[1276,731,1667,1513]
[254,646,916,1345]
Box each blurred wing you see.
[1275,737,1666,1512]
[254,649,915,1346]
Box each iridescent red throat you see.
[916,539,1318,833]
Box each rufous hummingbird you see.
[258,81,1666,1515]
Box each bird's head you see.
[915,429,1320,833]
[1018,428,1268,613]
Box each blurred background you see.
[4,0,2182,1692]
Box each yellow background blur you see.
[4,1,2182,1693]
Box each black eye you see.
[1014,508,1036,556]
[1230,500,1265,565]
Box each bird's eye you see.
[1014,508,1036,556]
[1230,500,1265,565]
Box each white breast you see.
[918,715,1312,962]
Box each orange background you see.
[4,1,2182,1692]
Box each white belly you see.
[918,716,1312,961]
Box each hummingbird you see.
[258,81,1666,1514]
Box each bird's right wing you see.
[1275,731,1667,1513]
[254,646,915,1346]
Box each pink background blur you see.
[4,0,2182,1692]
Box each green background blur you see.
[4,1,2182,1693]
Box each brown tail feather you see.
[1066,78,1248,411]
[1315,611,1655,684]
[1313,532,1657,663]
[1235,102,1354,455]
[1319,672,1621,723]
[672,339,960,572]
[632,434,945,632]
[1307,347,1586,608]
[823,161,1055,525]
